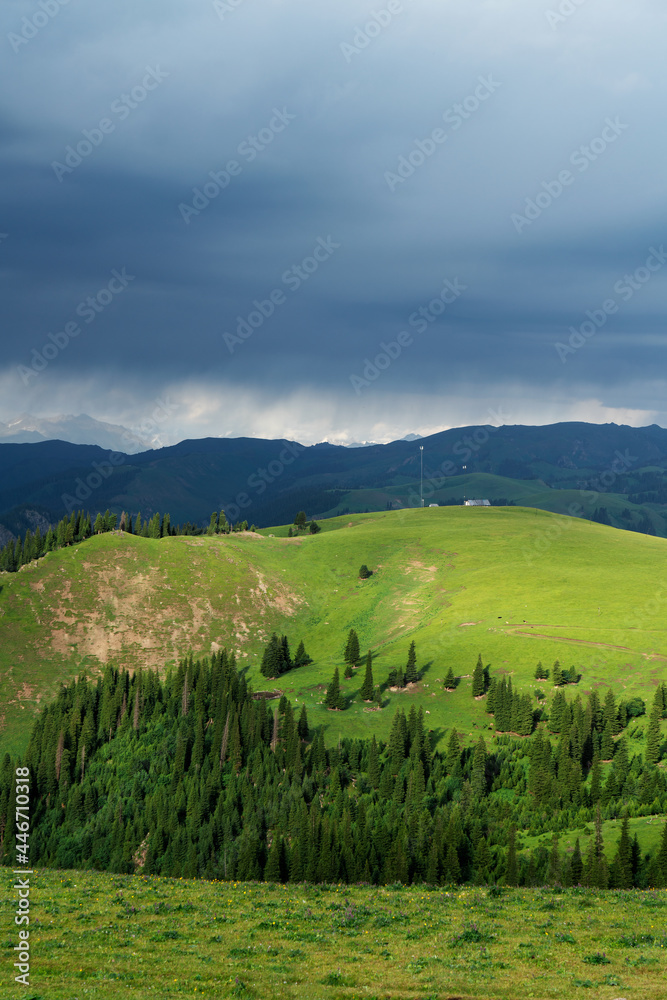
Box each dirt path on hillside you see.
[506,627,667,660]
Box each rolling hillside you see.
[2,505,666,757]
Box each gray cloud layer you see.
[1,0,666,444]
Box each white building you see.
[464,499,491,506]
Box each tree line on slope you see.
[1,651,666,889]
[0,507,258,573]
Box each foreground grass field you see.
[2,505,667,756]
[2,867,665,999]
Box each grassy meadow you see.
[2,867,666,1000]
[1,505,667,757]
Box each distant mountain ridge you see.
[1,421,667,538]
[0,413,153,453]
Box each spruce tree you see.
[443,842,460,883]
[472,654,485,697]
[600,720,615,760]
[344,629,360,667]
[473,837,492,885]
[404,641,418,684]
[388,710,407,773]
[445,729,461,776]
[279,635,292,673]
[546,833,560,884]
[294,511,307,531]
[426,840,440,884]
[614,814,633,888]
[505,826,518,885]
[297,704,309,741]
[549,690,566,733]
[444,667,456,690]
[265,835,283,882]
[552,660,564,686]
[471,736,487,798]
[518,694,533,736]
[367,735,380,788]
[656,818,667,886]
[325,668,344,710]
[602,688,619,734]
[570,838,583,884]
[260,634,282,678]
[359,650,374,701]
[294,640,312,667]
[645,701,662,765]
[495,678,511,732]
[589,753,601,804]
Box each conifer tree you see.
[549,690,566,733]
[570,838,583,884]
[280,635,292,673]
[265,834,283,882]
[602,688,618,733]
[325,668,344,710]
[388,710,407,773]
[473,837,492,884]
[494,678,511,731]
[518,694,533,736]
[426,840,440,884]
[645,699,662,765]
[359,650,374,701]
[584,805,608,888]
[613,814,633,888]
[600,720,615,760]
[344,629,360,667]
[471,736,487,798]
[505,825,518,885]
[486,678,497,714]
[444,666,456,690]
[294,640,312,667]
[552,660,563,686]
[297,704,309,741]
[613,736,630,784]
[656,818,667,886]
[443,842,460,883]
[367,735,380,788]
[260,634,282,678]
[589,753,601,804]
[445,728,461,776]
[546,833,560,884]
[404,641,418,684]
[229,715,242,772]
[472,654,485,697]
[534,660,548,680]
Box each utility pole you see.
[420,445,424,506]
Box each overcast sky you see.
[1,0,666,445]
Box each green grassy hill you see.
[321,471,667,535]
[2,505,666,755]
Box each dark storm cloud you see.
[1,0,666,441]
